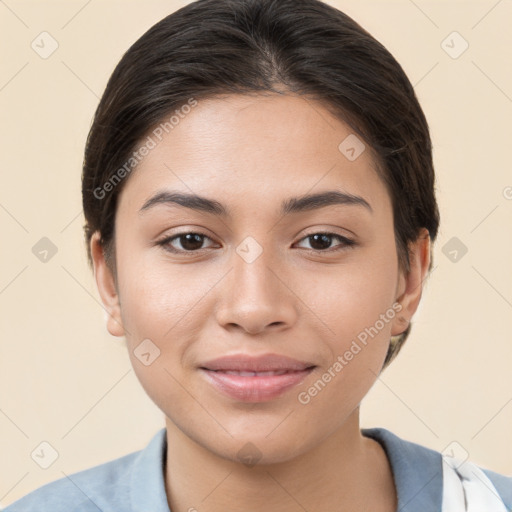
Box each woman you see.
[6,0,511,510]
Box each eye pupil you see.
[180,233,204,250]
[309,234,332,250]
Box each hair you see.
[82,0,440,367]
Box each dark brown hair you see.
[82,0,440,366]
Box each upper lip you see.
[200,353,316,372]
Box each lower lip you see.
[200,368,315,402]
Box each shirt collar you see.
[130,427,443,512]
[130,428,170,512]
[362,427,443,512]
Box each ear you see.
[391,228,431,336]
[90,231,125,337]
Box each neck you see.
[164,409,397,512]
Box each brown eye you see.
[296,232,356,252]
[158,232,216,253]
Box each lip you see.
[199,353,316,402]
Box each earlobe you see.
[90,232,125,337]
[390,229,431,337]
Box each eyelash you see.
[156,231,356,255]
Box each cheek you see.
[299,251,399,348]
[293,258,398,418]
[115,257,209,408]
[116,252,222,348]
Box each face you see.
[92,93,427,464]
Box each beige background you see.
[1,0,511,507]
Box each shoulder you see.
[483,468,512,506]
[362,427,512,511]
[3,451,137,512]
[3,428,168,512]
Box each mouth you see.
[199,353,316,402]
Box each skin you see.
[91,93,430,512]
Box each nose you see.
[214,246,298,335]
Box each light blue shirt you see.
[4,427,512,511]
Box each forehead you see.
[118,93,390,217]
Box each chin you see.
[218,425,320,467]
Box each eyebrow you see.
[139,190,372,216]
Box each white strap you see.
[442,455,508,512]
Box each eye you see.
[156,230,356,255]
[157,232,217,253]
[295,232,356,252]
